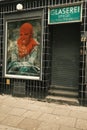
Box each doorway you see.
[51,23,80,90]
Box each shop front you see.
[50,23,80,97]
[48,3,82,105]
[0,0,87,105]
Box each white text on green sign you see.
[49,4,82,24]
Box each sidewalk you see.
[0,95,87,130]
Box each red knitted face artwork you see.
[17,23,38,58]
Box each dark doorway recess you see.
[51,23,80,92]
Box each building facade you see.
[0,0,87,106]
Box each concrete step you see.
[48,89,78,98]
[50,85,78,91]
[46,95,79,105]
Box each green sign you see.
[48,4,82,24]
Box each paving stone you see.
[8,108,27,116]
[0,113,8,122]
[78,106,87,112]
[0,95,9,100]
[0,124,23,130]
[39,113,76,127]
[69,105,87,113]
[17,117,41,130]
[37,121,60,130]
[53,107,70,116]
[1,115,24,127]
[14,100,31,109]
[23,110,42,119]
[26,104,41,111]
[57,116,76,127]
[0,105,13,114]
[0,95,87,130]
[60,126,81,130]
[76,119,87,130]
[70,110,87,120]
[2,97,18,107]
[46,102,61,108]
[38,113,59,122]
[39,106,54,113]
[34,101,49,106]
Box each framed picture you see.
[4,10,44,80]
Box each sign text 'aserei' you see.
[48,4,82,24]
